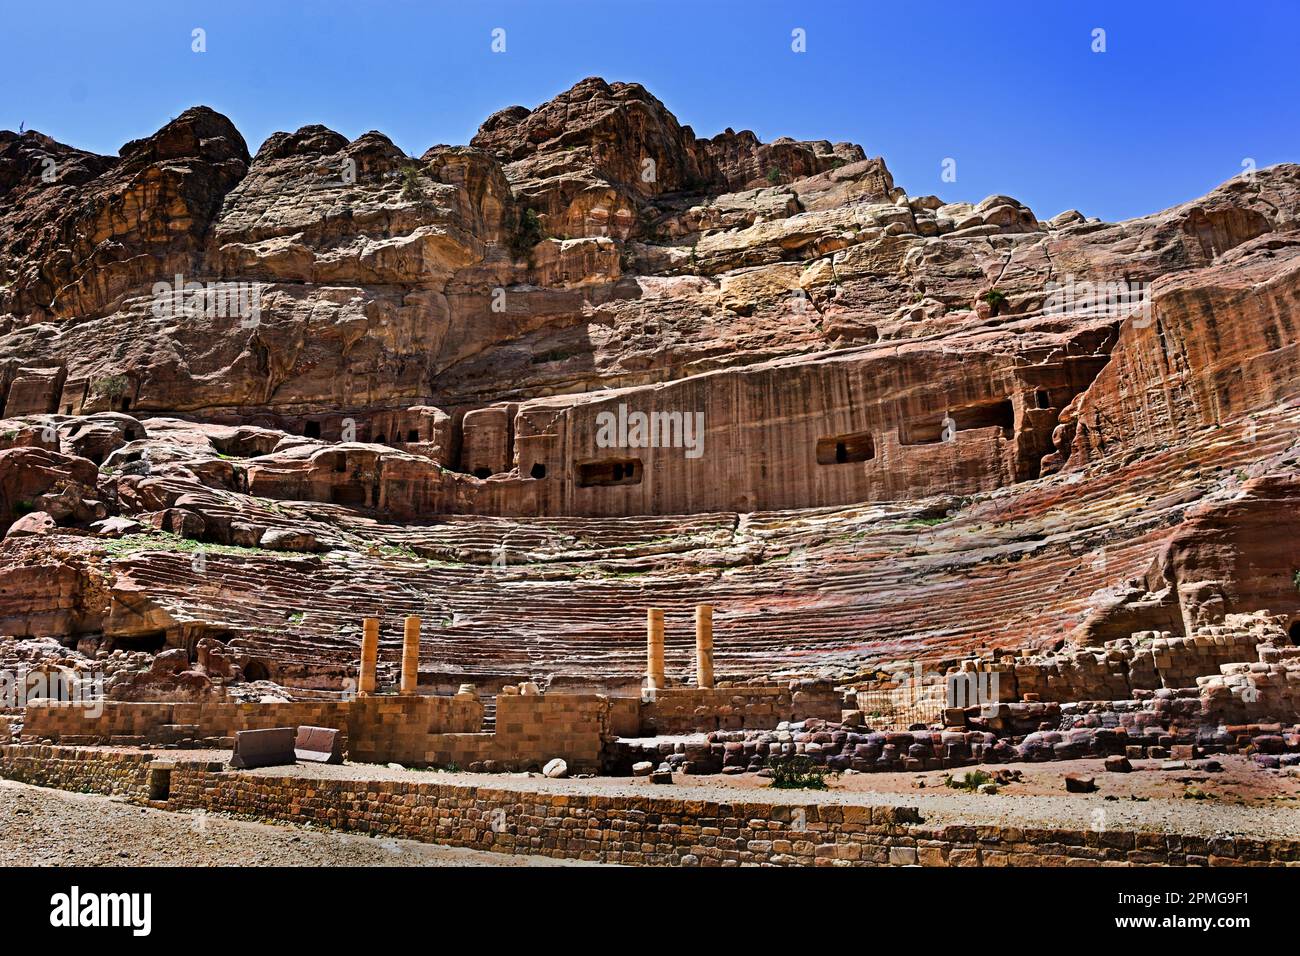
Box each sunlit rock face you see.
[0,79,1297,685]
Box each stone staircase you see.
[479,695,496,732]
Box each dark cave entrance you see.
[576,458,643,487]
[243,659,271,682]
[816,431,875,465]
[110,631,167,653]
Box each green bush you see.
[399,164,426,202]
[945,769,993,792]
[766,167,782,185]
[93,373,130,398]
[982,289,1008,315]
[509,208,545,260]
[766,756,830,790]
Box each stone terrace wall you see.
[953,615,1286,704]
[418,693,611,771]
[3,744,1297,867]
[22,700,350,745]
[21,695,483,757]
[640,680,840,734]
[21,693,609,772]
[0,744,158,798]
[348,696,484,764]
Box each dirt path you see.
[0,779,592,866]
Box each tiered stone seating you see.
[3,397,1291,692]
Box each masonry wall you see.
[640,680,841,734]
[2,744,1295,867]
[946,625,1276,705]
[411,693,611,771]
[347,696,485,764]
[20,692,608,771]
[21,695,483,755]
[607,695,642,737]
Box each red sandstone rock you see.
[1064,774,1097,792]
[0,78,1296,696]
[4,510,55,537]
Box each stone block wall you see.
[366,694,614,772]
[22,700,346,744]
[639,680,840,734]
[21,692,608,771]
[607,695,642,737]
[346,695,483,764]
[484,692,610,770]
[21,695,484,758]
[0,744,157,797]
[4,744,1298,867]
[953,613,1287,704]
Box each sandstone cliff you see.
[0,77,1297,687]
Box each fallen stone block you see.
[294,725,343,764]
[229,727,296,769]
[1064,774,1097,793]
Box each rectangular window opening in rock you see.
[900,396,1015,445]
[816,431,875,465]
[576,458,643,487]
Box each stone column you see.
[695,603,714,689]
[400,615,421,695]
[646,608,665,691]
[358,616,379,696]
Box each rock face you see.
[0,107,248,325]
[0,77,1297,690]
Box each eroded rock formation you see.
[0,77,1297,694]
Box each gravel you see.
[252,757,1300,843]
[0,779,590,866]
[10,750,1297,866]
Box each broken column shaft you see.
[358,616,379,696]
[695,603,714,689]
[401,615,421,695]
[646,608,665,691]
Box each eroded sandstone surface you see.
[0,77,1297,696]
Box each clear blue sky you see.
[5,0,1298,221]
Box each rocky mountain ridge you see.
[0,77,1297,690]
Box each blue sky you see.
[4,0,1298,221]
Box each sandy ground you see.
[0,779,591,866]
